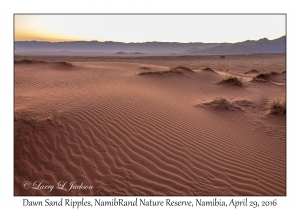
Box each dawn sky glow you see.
[14,15,286,43]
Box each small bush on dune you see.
[254,73,269,80]
[167,68,183,74]
[213,97,230,107]
[203,97,240,110]
[244,69,259,74]
[269,71,280,75]
[254,71,280,80]
[203,67,213,71]
[14,111,55,129]
[138,71,163,75]
[221,74,243,86]
[18,59,36,63]
[138,68,183,75]
[140,66,151,69]
[56,61,73,67]
[139,66,186,75]
[169,64,195,73]
[169,65,194,73]
[202,67,218,73]
[270,98,286,115]
[14,59,46,64]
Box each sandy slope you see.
[14,59,286,195]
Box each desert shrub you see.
[202,67,218,73]
[139,66,151,69]
[14,59,46,64]
[269,71,280,75]
[203,67,213,71]
[254,73,269,80]
[221,74,243,86]
[138,71,163,75]
[169,65,194,73]
[167,68,183,74]
[213,97,230,107]
[254,71,280,80]
[244,69,259,74]
[56,61,73,67]
[138,68,183,75]
[139,66,185,75]
[203,97,240,110]
[270,98,286,115]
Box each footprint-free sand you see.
[14,54,286,195]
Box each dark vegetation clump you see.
[139,65,194,75]
[14,59,46,64]
[221,74,243,86]
[56,61,73,67]
[270,98,286,115]
[254,71,280,80]
[139,66,151,69]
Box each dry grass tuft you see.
[138,71,163,75]
[170,65,194,73]
[139,66,151,69]
[269,70,280,75]
[14,111,56,130]
[138,68,183,75]
[244,69,259,74]
[254,73,269,80]
[254,71,280,80]
[202,67,218,73]
[139,65,190,75]
[203,97,243,111]
[212,97,230,107]
[203,67,213,71]
[56,61,74,67]
[14,59,46,64]
[220,74,243,86]
[168,69,183,74]
[270,98,286,115]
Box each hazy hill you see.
[188,36,286,55]
[14,36,285,56]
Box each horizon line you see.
[14,35,286,44]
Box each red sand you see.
[14,57,286,195]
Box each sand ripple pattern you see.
[14,62,286,195]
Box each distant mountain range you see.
[14,36,286,56]
[187,36,286,55]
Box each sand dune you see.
[14,57,286,195]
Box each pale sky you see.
[14,15,286,43]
